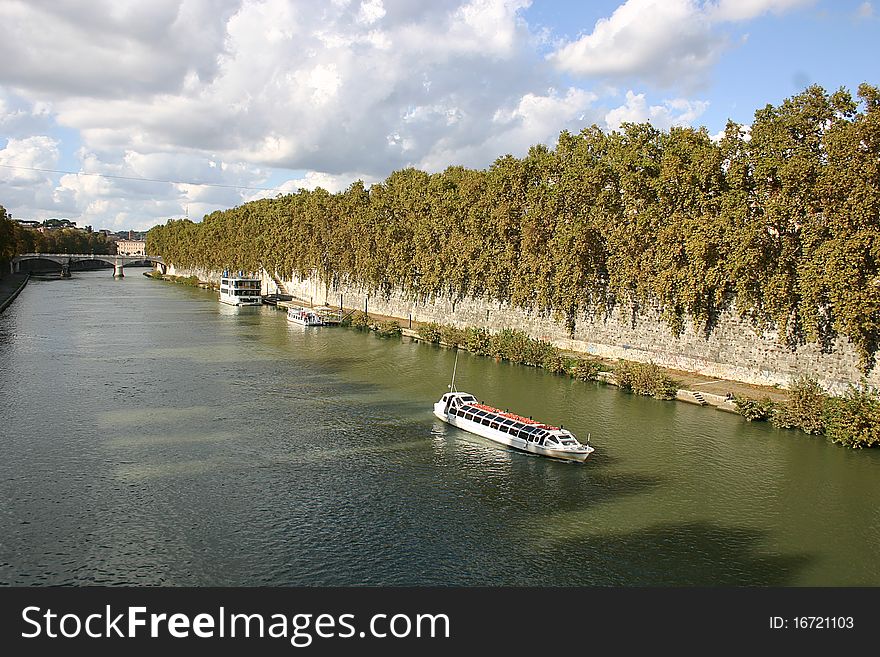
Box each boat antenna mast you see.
[449,350,459,393]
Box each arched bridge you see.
[11,253,165,278]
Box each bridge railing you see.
[13,253,163,260]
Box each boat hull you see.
[219,297,261,306]
[286,313,324,326]
[434,407,592,462]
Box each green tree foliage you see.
[146,84,880,372]
[0,206,112,272]
[0,205,14,270]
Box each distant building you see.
[116,239,146,256]
[15,219,40,229]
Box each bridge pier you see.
[61,259,71,278]
[113,259,124,278]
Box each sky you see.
[0,0,877,232]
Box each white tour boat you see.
[219,271,262,306]
[287,306,325,326]
[434,391,594,462]
[433,355,594,462]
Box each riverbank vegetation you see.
[735,377,880,448]
[414,319,679,399]
[366,312,879,444]
[145,270,203,287]
[148,84,880,374]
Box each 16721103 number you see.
[793,617,853,629]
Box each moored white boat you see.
[434,391,594,462]
[219,270,262,306]
[287,306,324,326]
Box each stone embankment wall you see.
[165,264,877,394]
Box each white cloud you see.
[855,2,874,19]
[549,0,813,88]
[357,0,386,24]
[1,0,722,231]
[268,170,379,196]
[420,87,599,170]
[0,91,56,138]
[0,0,242,98]
[0,136,60,183]
[604,90,709,131]
[549,0,717,87]
[707,0,815,22]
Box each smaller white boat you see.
[287,306,324,326]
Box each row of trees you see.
[147,84,880,371]
[0,206,112,272]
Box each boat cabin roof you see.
[443,392,566,433]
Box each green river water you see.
[1,270,879,585]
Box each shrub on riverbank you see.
[823,386,880,448]
[734,378,880,447]
[349,311,371,330]
[440,324,466,348]
[614,361,678,400]
[158,274,201,286]
[772,376,827,435]
[464,327,492,355]
[490,328,558,368]
[418,322,442,343]
[569,357,602,381]
[734,396,776,421]
[375,320,402,337]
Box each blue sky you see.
[1,0,877,231]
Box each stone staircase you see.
[270,273,289,296]
[691,390,708,406]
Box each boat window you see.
[545,435,559,445]
[489,421,499,429]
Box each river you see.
[1,269,878,586]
